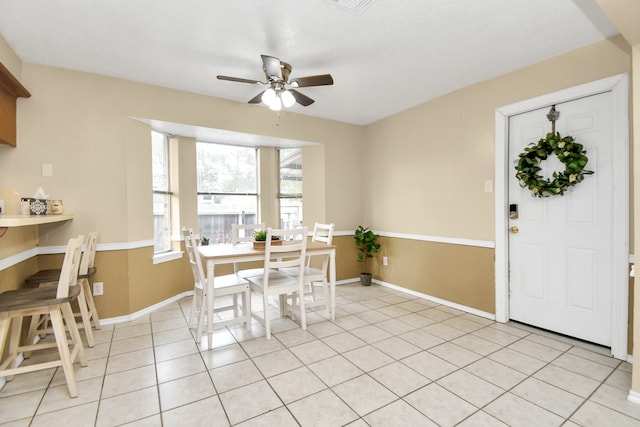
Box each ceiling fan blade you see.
[217,75,262,85]
[261,55,282,80]
[290,74,334,88]
[248,90,266,104]
[289,89,315,106]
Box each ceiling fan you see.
[217,55,334,111]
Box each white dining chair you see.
[231,223,266,279]
[182,228,251,340]
[281,222,334,317]
[245,227,308,339]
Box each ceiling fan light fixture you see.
[281,90,296,108]
[269,95,282,111]
[262,88,276,105]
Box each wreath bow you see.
[515,132,593,197]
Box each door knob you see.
[509,226,519,234]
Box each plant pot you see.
[253,240,283,249]
[360,272,372,286]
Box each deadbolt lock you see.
[509,226,519,234]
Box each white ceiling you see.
[0,0,618,127]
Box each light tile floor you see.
[1,283,639,426]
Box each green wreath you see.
[515,132,593,197]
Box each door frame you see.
[494,73,630,359]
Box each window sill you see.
[152,250,183,265]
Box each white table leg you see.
[330,250,336,320]
[206,259,215,350]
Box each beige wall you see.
[353,38,633,335]
[366,35,631,240]
[359,35,632,318]
[0,39,366,316]
[0,63,365,244]
[377,238,495,312]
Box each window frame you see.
[196,142,260,243]
[278,147,303,229]
[152,131,174,255]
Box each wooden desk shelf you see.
[0,214,73,237]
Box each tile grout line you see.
[561,357,624,424]
[189,303,236,427]
[92,326,113,427]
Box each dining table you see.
[197,240,336,349]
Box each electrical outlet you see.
[93,282,104,296]
[383,256,388,266]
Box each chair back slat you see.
[307,223,335,271]
[231,223,266,244]
[182,228,206,287]
[181,228,195,264]
[231,223,266,273]
[78,231,98,275]
[57,235,84,299]
[261,227,307,289]
[312,223,334,245]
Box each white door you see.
[508,92,614,346]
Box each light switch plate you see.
[42,163,53,177]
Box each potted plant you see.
[354,225,381,286]
[253,230,282,249]
[200,236,210,246]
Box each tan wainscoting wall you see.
[0,234,635,353]
[0,237,360,320]
[0,227,37,263]
[0,257,38,294]
[373,237,495,314]
[127,247,191,316]
[35,247,194,319]
[333,235,363,281]
[0,227,39,294]
[332,234,495,314]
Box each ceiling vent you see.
[326,0,375,15]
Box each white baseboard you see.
[342,277,495,320]
[372,278,496,320]
[99,291,193,325]
[628,389,640,405]
[102,279,494,326]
